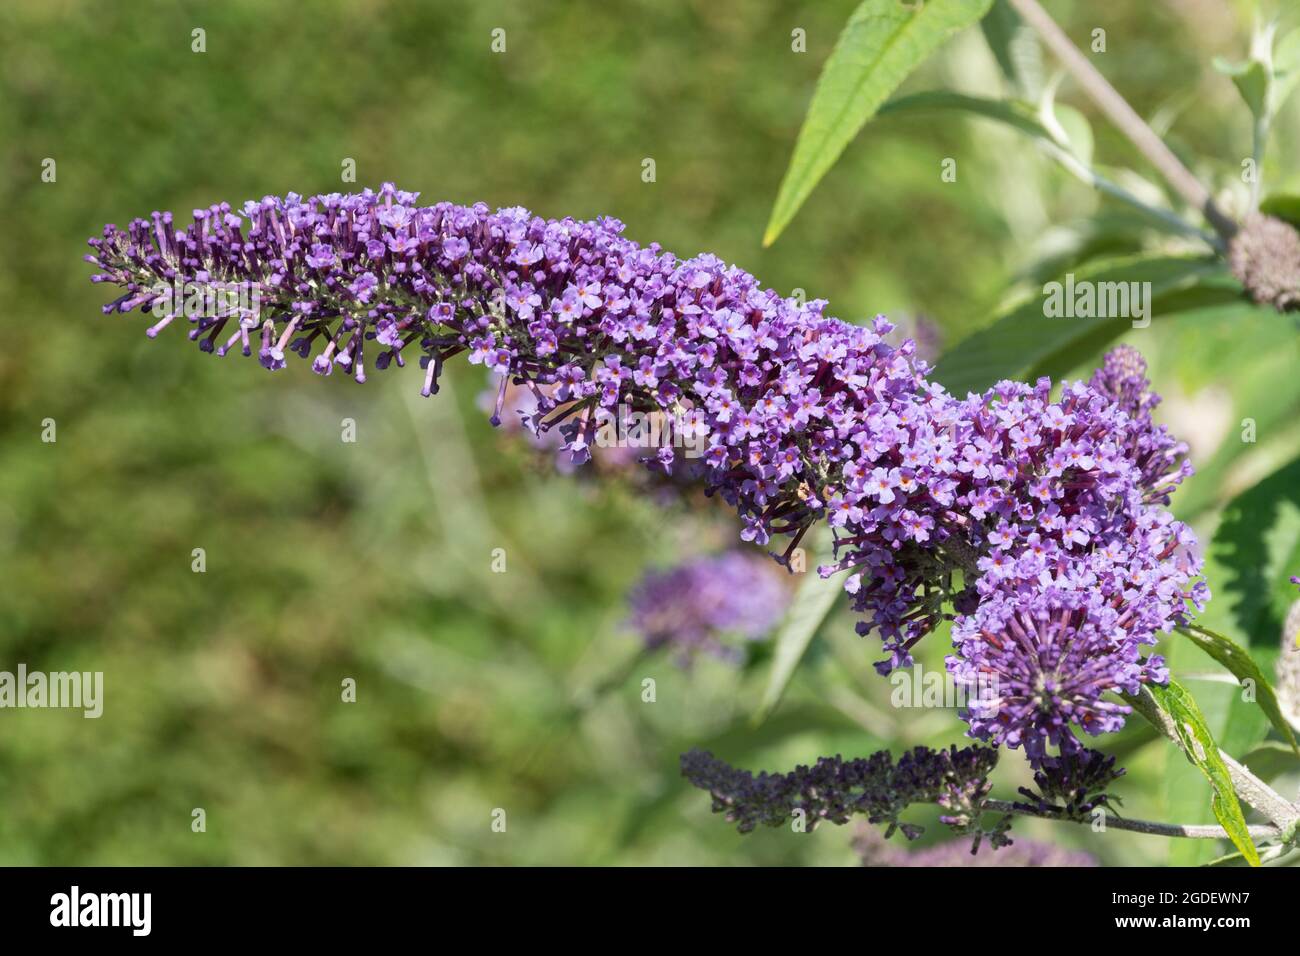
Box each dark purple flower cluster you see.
[625,552,787,664]
[680,745,1007,846]
[1013,747,1125,820]
[85,186,1203,763]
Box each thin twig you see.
[1007,0,1238,242]
[1038,139,1222,251]
[1124,686,1300,832]
[984,799,1281,840]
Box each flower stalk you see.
[1007,0,1238,242]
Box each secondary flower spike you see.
[626,551,787,664]
[86,185,1205,762]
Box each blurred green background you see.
[1,0,1298,865]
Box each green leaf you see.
[1200,455,1300,654]
[878,90,1092,165]
[879,91,1056,140]
[1214,56,1271,121]
[1240,741,1300,784]
[1259,193,1300,227]
[763,0,993,246]
[1203,848,1254,867]
[978,0,1041,99]
[878,86,1210,245]
[755,525,840,723]
[1172,320,1300,518]
[1165,441,1300,862]
[1176,624,1299,756]
[1139,681,1261,867]
[931,255,1232,396]
[1051,102,1094,170]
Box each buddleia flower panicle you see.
[680,744,1007,849]
[86,185,1205,762]
[1087,344,1192,502]
[940,347,1201,760]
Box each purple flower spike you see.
[84,186,1207,762]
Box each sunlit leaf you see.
[1135,681,1261,867]
[764,0,993,246]
[979,0,1041,98]
[1214,56,1270,121]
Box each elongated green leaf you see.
[755,525,840,722]
[1204,849,1254,867]
[979,0,1041,98]
[1176,624,1299,755]
[764,0,993,246]
[883,90,1111,195]
[1140,681,1261,867]
[1160,663,1266,866]
[931,255,1233,396]
[1051,102,1094,170]
[879,90,1053,139]
[878,90,1094,165]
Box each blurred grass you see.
[0,0,1289,864]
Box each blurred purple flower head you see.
[853,824,1096,867]
[626,551,786,663]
